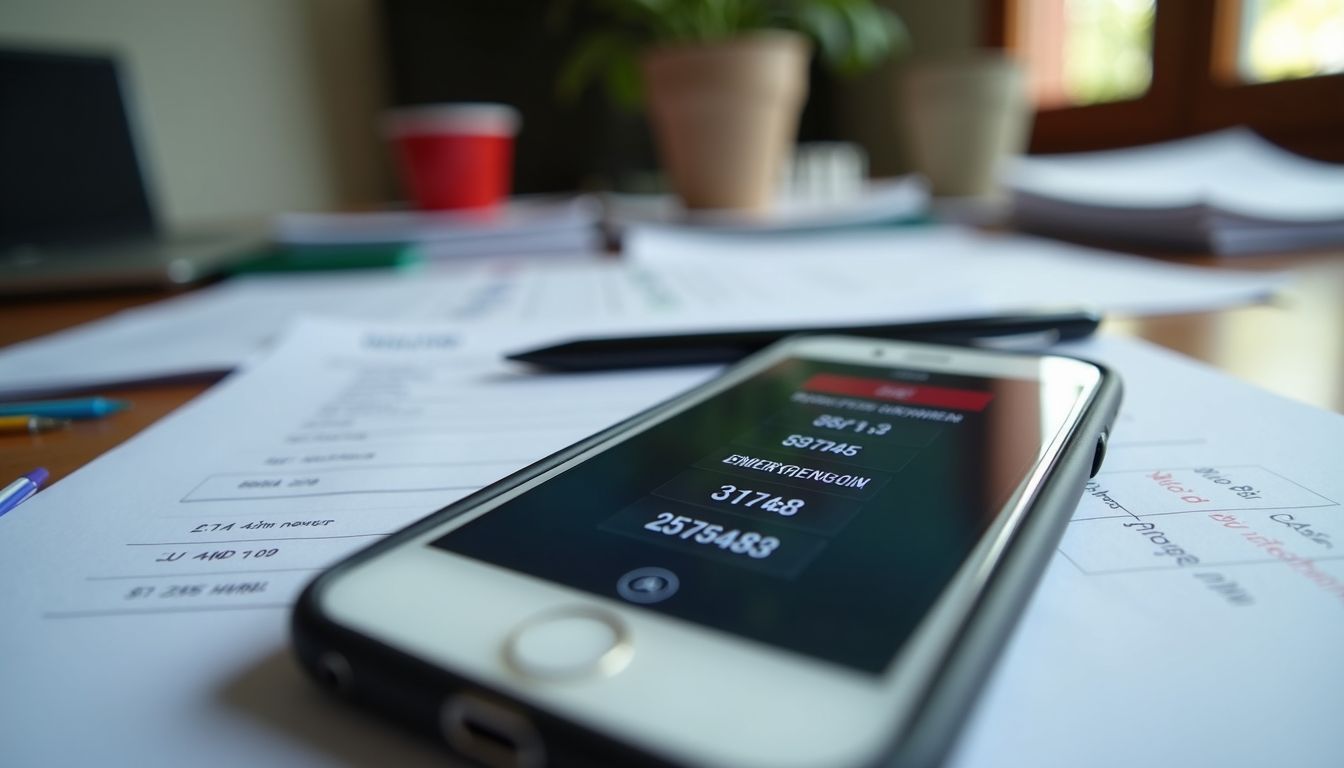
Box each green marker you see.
[0,397,130,420]
[230,244,422,274]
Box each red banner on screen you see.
[801,373,994,412]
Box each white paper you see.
[0,241,984,398]
[273,196,602,246]
[0,317,718,766]
[2,318,1341,766]
[951,337,1344,768]
[0,225,1288,399]
[1006,129,1344,253]
[605,176,929,233]
[1007,128,1344,221]
[627,225,1287,315]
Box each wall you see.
[0,0,390,228]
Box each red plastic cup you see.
[384,104,520,211]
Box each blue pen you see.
[0,397,129,420]
[0,468,48,517]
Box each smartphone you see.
[293,335,1121,767]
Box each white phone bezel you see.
[319,336,1103,768]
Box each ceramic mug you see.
[384,103,520,210]
[899,54,1031,197]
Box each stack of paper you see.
[273,196,604,259]
[1006,129,1344,255]
[604,176,928,235]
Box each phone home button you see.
[505,608,632,681]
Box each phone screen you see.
[431,355,1082,674]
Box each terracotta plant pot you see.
[642,31,811,211]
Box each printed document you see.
[0,318,1339,766]
[0,318,717,766]
[626,225,1288,314]
[952,338,1344,767]
[0,226,1287,398]
[0,249,979,398]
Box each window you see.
[1013,0,1157,108]
[986,0,1344,161]
[1219,0,1344,84]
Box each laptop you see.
[0,47,261,295]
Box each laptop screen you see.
[0,48,157,249]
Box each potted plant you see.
[560,0,905,211]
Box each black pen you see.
[506,310,1102,371]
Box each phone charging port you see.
[441,694,544,768]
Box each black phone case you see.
[292,348,1122,768]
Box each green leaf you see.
[553,0,907,106]
[795,4,848,70]
[604,51,645,108]
[556,32,640,106]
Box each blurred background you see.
[2,0,1340,230]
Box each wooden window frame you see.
[984,0,1344,161]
